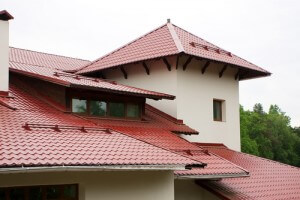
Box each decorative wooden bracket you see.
[201,61,210,74]
[163,58,171,71]
[219,64,228,78]
[120,66,128,79]
[183,56,193,71]
[142,62,150,75]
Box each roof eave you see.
[0,164,191,174]
[78,53,271,81]
[69,84,175,100]
[175,172,250,180]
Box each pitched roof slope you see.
[10,47,91,71]
[85,106,249,179]
[196,143,300,200]
[77,22,270,79]
[9,54,174,100]
[0,85,199,169]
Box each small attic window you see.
[72,99,87,113]
[90,101,107,116]
[109,102,125,117]
[127,103,140,118]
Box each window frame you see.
[70,97,142,120]
[0,184,78,200]
[213,99,225,122]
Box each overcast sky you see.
[1,0,299,126]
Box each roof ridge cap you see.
[167,23,184,52]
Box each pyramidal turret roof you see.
[77,22,270,79]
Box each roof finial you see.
[167,18,171,23]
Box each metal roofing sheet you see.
[9,62,174,100]
[77,22,270,78]
[196,143,300,200]
[0,85,199,168]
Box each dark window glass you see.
[90,101,107,116]
[63,185,76,198]
[213,100,222,121]
[126,104,140,118]
[46,186,60,200]
[0,188,5,200]
[10,188,25,200]
[109,102,125,117]
[29,187,42,200]
[72,99,87,113]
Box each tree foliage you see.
[240,104,300,167]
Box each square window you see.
[90,101,107,116]
[126,104,140,118]
[109,102,125,117]
[213,99,224,121]
[72,99,87,113]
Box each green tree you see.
[240,104,300,167]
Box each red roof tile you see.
[77,23,270,79]
[9,47,90,71]
[0,85,200,169]
[196,143,300,200]
[9,61,174,100]
[87,108,249,178]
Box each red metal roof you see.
[77,22,270,79]
[87,106,249,178]
[0,85,200,169]
[9,59,174,100]
[196,143,300,199]
[9,47,90,71]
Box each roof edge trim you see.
[0,165,189,174]
[175,173,250,180]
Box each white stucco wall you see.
[175,179,220,200]
[176,57,240,151]
[105,56,241,151]
[0,20,9,93]
[0,170,174,200]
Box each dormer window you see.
[71,98,141,119]
[90,101,107,116]
[109,102,125,117]
[72,99,87,113]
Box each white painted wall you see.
[0,20,9,93]
[175,179,220,200]
[105,56,241,151]
[176,58,240,151]
[0,170,174,200]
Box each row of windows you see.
[72,99,141,119]
[0,184,77,200]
